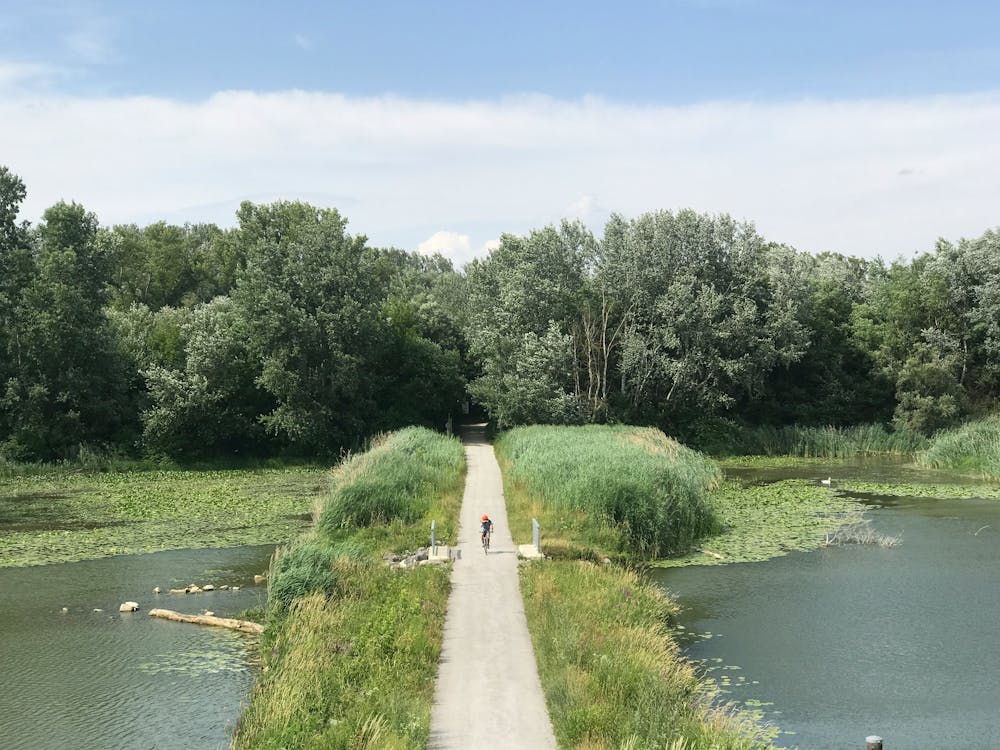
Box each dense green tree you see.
[141,297,272,457]
[2,202,135,458]
[602,211,808,431]
[745,251,894,425]
[106,222,237,310]
[465,222,591,426]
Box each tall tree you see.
[2,202,134,458]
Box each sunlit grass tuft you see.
[496,425,720,560]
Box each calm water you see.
[0,545,273,750]
[654,468,1000,750]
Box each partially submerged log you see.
[148,608,263,634]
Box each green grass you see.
[318,427,465,550]
[234,427,465,750]
[919,417,1000,479]
[496,425,721,560]
[0,468,325,567]
[705,423,928,458]
[522,560,773,750]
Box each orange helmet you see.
[481,514,489,521]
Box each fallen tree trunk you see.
[148,608,263,634]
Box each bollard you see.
[532,518,540,553]
[431,520,436,555]
[865,736,883,750]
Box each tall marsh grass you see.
[705,423,927,458]
[919,417,1000,479]
[521,561,772,750]
[496,425,720,559]
[318,427,465,546]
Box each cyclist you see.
[480,514,494,551]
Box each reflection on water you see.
[0,546,273,750]
[655,465,1000,750]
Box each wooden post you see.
[865,736,883,750]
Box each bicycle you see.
[481,530,491,554]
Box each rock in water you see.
[153,586,161,594]
[119,602,140,613]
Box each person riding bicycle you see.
[480,514,494,546]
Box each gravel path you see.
[428,425,557,750]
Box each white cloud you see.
[3,88,1000,259]
[293,33,312,51]
[418,231,474,265]
[480,238,501,255]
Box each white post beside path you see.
[428,425,557,750]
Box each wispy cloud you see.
[3,89,1000,260]
[0,61,59,88]
[292,33,312,51]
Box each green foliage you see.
[465,223,591,426]
[1,201,137,459]
[919,416,1000,479]
[604,212,808,425]
[521,561,772,750]
[496,425,720,559]
[318,427,464,533]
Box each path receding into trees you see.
[428,425,557,750]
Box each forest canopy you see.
[1,164,997,460]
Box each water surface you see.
[655,468,1000,749]
[0,545,273,750]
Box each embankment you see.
[497,425,774,749]
[232,427,464,749]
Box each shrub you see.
[268,538,340,613]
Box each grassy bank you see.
[522,561,771,749]
[496,425,720,561]
[498,425,771,749]
[233,427,464,750]
[0,468,325,567]
[918,417,1000,479]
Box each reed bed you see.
[710,423,927,458]
[919,417,1000,479]
[234,427,464,750]
[496,425,720,560]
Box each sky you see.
[2,0,1000,265]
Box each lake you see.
[654,466,1000,749]
[0,545,274,750]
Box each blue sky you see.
[2,0,1000,262]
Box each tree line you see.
[1,164,997,460]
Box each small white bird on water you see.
[820,477,832,485]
